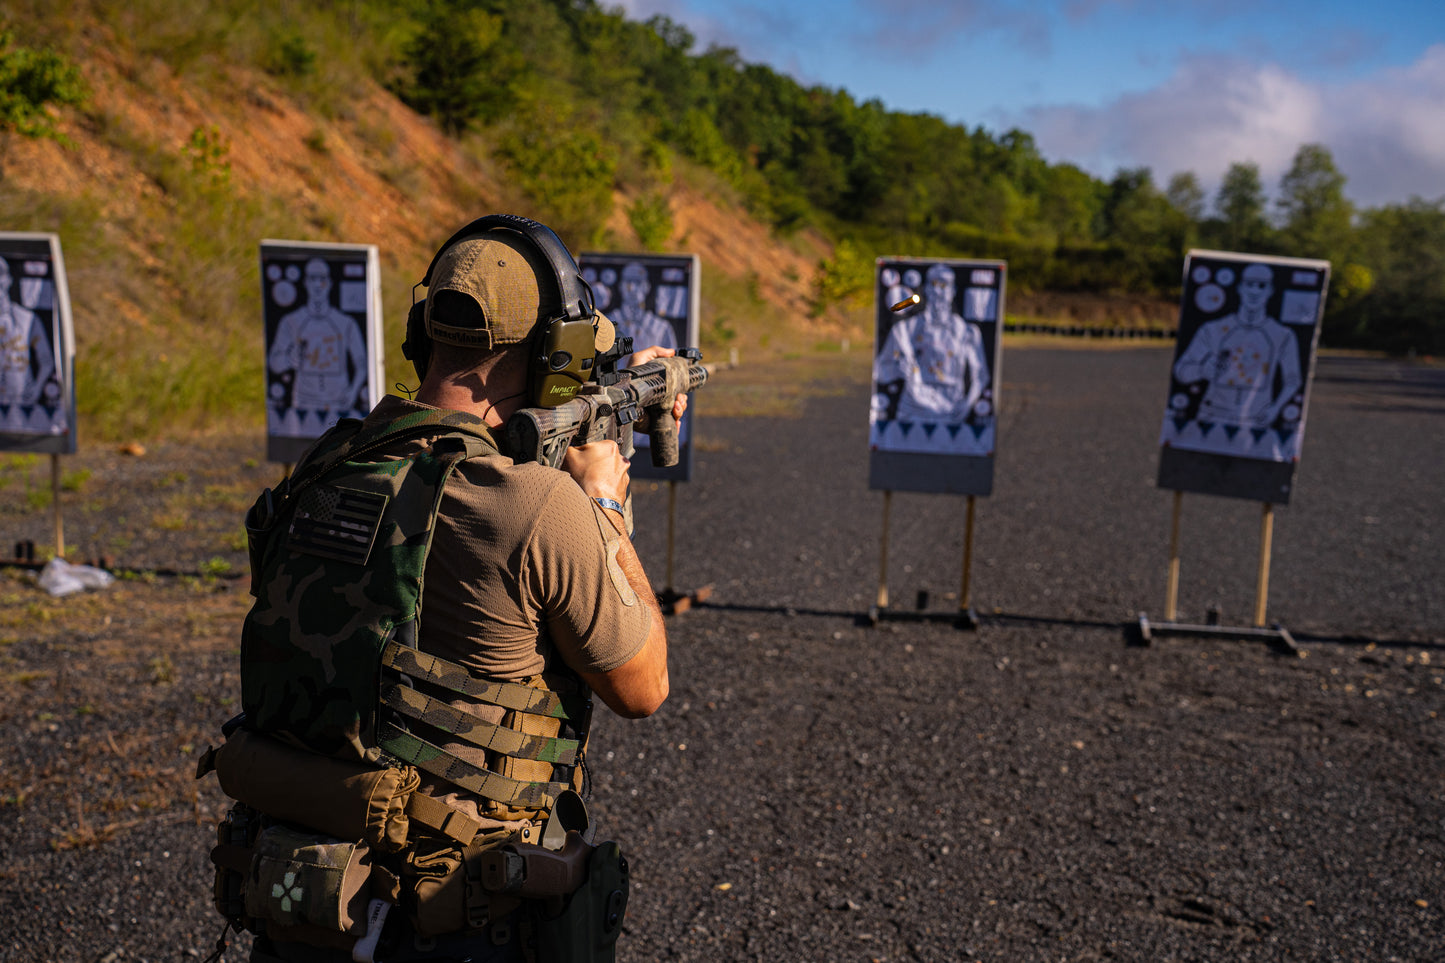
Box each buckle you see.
[438,809,478,846]
[463,858,490,930]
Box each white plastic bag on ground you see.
[36,558,116,597]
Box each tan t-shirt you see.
[362,395,649,822]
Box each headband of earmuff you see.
[402,215,599,408]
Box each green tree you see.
[1213,161,1271,251]
[1037,163,1102,244]
[396,3,512,135]
[1165,171,1206,250]
[1100,168,1176,290]
[1333,198,1445,353]
[1276,142,1353,261]
[808,238,871,317]
[1165,172,1206,223]
[495,118,618,247]
[626,192,673,250]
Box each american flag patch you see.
[286,485,389,565]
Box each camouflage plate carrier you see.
[241,407,591,812]
[200,408,615,956]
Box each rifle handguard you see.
[502,353,709,469]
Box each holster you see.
[532,839,630,963]
[401,830,622,944]
[478,831,594,898]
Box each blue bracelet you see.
[593,497,625,514]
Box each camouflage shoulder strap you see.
[283,408,499,500]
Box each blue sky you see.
[615,0,1445,208]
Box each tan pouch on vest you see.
[486,674,586,822]
[245,824,373,934]
[215,729,420,853]
[403,834,519,937]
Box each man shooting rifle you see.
[208,214,696,963]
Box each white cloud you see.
[1321,44,1445,206]
[1018,45,1445,208]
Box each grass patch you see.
[149,653,176,684]
[198,557,232,579]
[154,511,190,532]
[704,353,870,419]
[1002,332,1176,351]
[61,469,91,491]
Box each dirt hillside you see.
[0,24,825,367]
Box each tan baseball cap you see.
[424,232,614,351]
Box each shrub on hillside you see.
[495,121,618,248]
[394,3,512,135]
[0,30,86,139]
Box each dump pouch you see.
[213,729,420,853]
[533,840,630,963]
[403,835,517,937]
[245,824,374,934]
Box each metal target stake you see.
[875,489,891,612]
[656,479,712,615]
[51,453,63,559]
[869,489,980,630]
[959,494,978,627]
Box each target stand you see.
[1137,490,1298,655]
[868,490,980,631]
[654,480,712,615]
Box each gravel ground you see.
[1,346,1441,963]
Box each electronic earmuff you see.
[403,214,599,408]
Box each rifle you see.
[504,341,709,471]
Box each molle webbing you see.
[377,640,587,811]
[378,723,570,810]
[379,682,579,764]
[381,642,572,718]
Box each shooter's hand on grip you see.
[562,439,630,508]
[630,345,694,468]
[630,344,691,427]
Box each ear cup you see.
[412,214,599,393]
[530,316,602,407]
[402,298,431,382]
